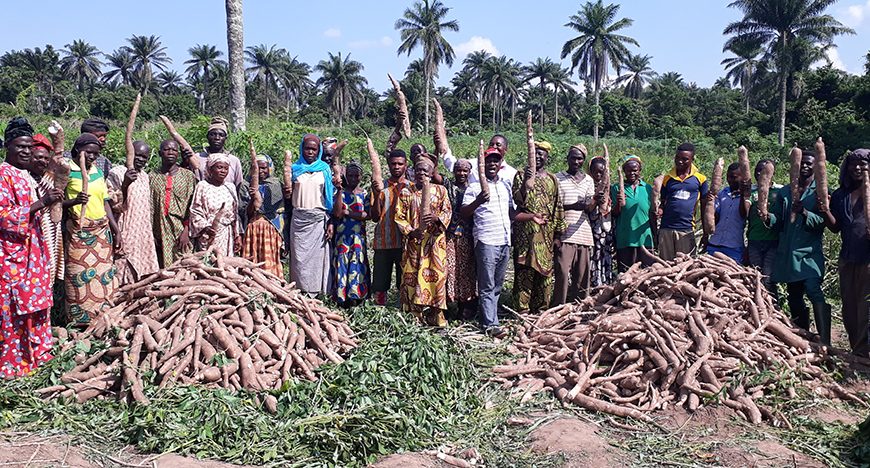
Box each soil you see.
[369,453,441,467]
[528,417,623,467]
[716,439,826,468]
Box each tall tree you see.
[102,48,135,87]
[462,50,490,127]
[185,44,225,111]
[226,0,247,130]
[18,46,60,113]
[126,35,171,94]
[156,70,186,95]
[245,44,288,116]
[549,65,576,126]
[60,40,102,92]
[721,40,763,113]
[524,57,559,130]
[561,0,638,141]
[395,0,459,133]
[450,67,476,101]
[279,57,312,113]
[614,53,656,99]
[724,0,853,146]
[315,52,367,127]
[481,55,522,129]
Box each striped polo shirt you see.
[371,178,411,250]
[556,171,595,246]
[461,176,514,246]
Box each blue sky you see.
[4,0,869,93]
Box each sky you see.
[4,0,869,93]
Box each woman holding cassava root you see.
[332,162,371,307]
[827,149,870,356]
[239,154,287,278]
[190,153,241,257]
[610,155,655,273]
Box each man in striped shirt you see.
[461,147,515,337]
[554,144,597,304]
[370,149,411,306]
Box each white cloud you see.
[838,0,870,27]
[348,36,393,49]
[455,36,500,58]
[826,48,848,72]
[323,28,341,39]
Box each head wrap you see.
[415,157,435,173]
[839,149,870,189]
[32,134,54,152]
[588,156,607,172]
[207,116,229,134]
[346,160,363,174]
[207,152,231,168]
[534,141,553,153]
[80,118,109,134]
[4,117,34,143]
[569,144,587,157]
[255,154,274,176]
[72,133,100,154]
[623,154,642,166]
[454,159,473,171]
[292,134,334,212]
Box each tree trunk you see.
[540,81,546,131]
[554,89,559,126]
[339,93,344,128]
[478,92,483,128]
[593,85,601,142]
[202,66,209,112]
[425,73,431,135]
[225,0,247,131]
[265,82,270,117]
[777,34,787,147]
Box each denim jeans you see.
[747,240,777,296]
[475,242,510,328]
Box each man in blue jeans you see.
[461,147,515,337]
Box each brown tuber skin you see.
[789,146,803,223]
[814,137,829,213]
[704,158,724,236]
[388,73,411,138]
[125,93,142,170]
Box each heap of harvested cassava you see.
[38,250,357,406]
[495,253,865,424]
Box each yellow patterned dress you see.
[395,183,452,325]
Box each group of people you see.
[2,111,869,379]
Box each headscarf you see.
[454,159,472,171]
[32,134,54,152]
[291,134,334,211]
[4,116,34,143]
[207,152,231,168]
[415,157,435,174]
[569,144,587,157]
[80,118,109,134]
[244,153,285,234]
[839,149,870,190]
[255,154,274,177]
[207,116,229,134]
[623,154,642,167]
[72,133,100,154]
[534,141,553,153]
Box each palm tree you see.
[561,0,638,141]
[103,48,135,87]
[19,47,60,113]
[549,65,576,126]
[524,57,559,130]
[245,44,289,116]
[125,35,171,94]
[185,44,225,111]
[226,0,247,130]
[450,67,476,101]
[395,0,459,133]
[156,70,186,95]
[315,52,368,127]
[721,39,763,114]
[60,40,102,92]
[481,55,522,129]
[614,53,656,99]
[279,57,313,113]
[462,50,490,127]
[724,0,854,146]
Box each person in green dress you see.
[512,141,566,313]
[610,155,655,272]
[769,150,836,346]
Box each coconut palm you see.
[462,50,490,127]
[395,0,459,133]
[315,52,368,127]
[103,48,135,87]
[279,56,313,112]
[450,67,476,101]
[614,53,656,99]
[18,46,60,113]
[561,0,638,141]
[245,44,289,116]
[156,70,186,95]
[481,55,522,129]
[226,0,246,130]
[724,0,854,146]
[185,44,225,111]
[549,65,576,126]
[60,40,102,92]
[721,39,763,113]
[125,35,171,94]
[524,57,559,130]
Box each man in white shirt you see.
[445,134,517,184]
[461,146,515,338]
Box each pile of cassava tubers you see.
[38,249,357,408]
[495,252,866,424]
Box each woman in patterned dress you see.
[588,157,615,286]
[444,159,477,319]
[332,162,370,307]
[190,154,241,257]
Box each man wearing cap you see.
[512,140,565,314]
[461,146,515,337]
[553,144,596,304]
[191,117,244,189]
[444,134,517,184]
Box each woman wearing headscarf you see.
[239,153,287,278]
[190,153,240,257]
[587,156,615,286]
[0,118,61,377]
[62,133,122,325]
[28,133,65,284]
[332,162,370,307]
[610,155,654,272]
[289,134,335,296]
[444,159,477,319]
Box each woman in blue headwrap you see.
[240,153,288,278]
[288,134,334,296]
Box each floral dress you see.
[334,189,370,303]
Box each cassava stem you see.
[524,111,536,196]
[789,146,803,223]
[248,138,262,211]
[388,73,411,138]
[367,137,384,192]
[737,145,750,198]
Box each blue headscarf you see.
[291,134,334,211]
